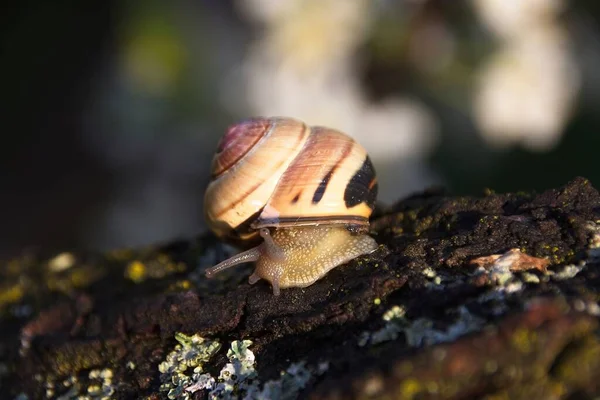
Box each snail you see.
[204,117,378,295]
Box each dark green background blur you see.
[1,0,599,259]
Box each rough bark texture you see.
[1,177,600,399]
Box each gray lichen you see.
[158,333,328,399]
[158,332,221,399]
[358,305,406,346]
[254,361,327,400]
[359,304,484,348]
[552,263,585,280]
[209,339,257,399]
[551,220,600,281]
[423,268,462,290]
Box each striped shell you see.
[204,117,378,242]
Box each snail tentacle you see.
[259,228,285,261]
[256,228,286,294]
[272,277,281,296]
[205,247,262,278]
[248,272,261,285]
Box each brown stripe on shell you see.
[261,128,354,207]
[311,137,353,204]
[214,179,263,219]
[311,168,333,204]
[211,118,272,178]
[204,118,313,239]
[213,130,307,219]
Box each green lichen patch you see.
[158,332,221,399]
[158,333,329,400]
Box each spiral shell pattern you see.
[204,117,377,241]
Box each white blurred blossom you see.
[261,0,371,74]
[472,0,566,40]
[472,0,580,151]
[235,0,297,24]
[358,98,437,161]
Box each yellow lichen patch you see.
[168,261,187,274]
[167,280,192,292]
[6,256,34,275]
[157,253,170,264]
[551,335,600,389]
[6,259,22,274]
[105,247,135,261]
[424,380,439,394]
[46,266,102,292]
[484,392,512,400]
[125,254,186,284]
[548,382,567,398]
[399,378,423,399]
[125,260,147,283]
[392,227,404,235]
[510,328,538,354]
[180,280,191,289]
[38,368,115,399]
[0,283,24,310]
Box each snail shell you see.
[204,117,378,295]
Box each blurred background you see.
[1,0,599,259]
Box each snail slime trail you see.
[204,117,379,295]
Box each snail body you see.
[204,117,378,295]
